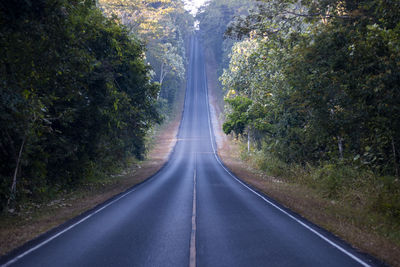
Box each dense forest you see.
[198,0,400,224]
[99,0,193,113]
[0,0,192,211]
[196,0,255,74]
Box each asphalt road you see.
[2,35,378,267]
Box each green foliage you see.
[223,96,252,136]
[99,0,193,113]
[196,0,255,70]
[311,163,358,199]
[220,0,400,175]
[372,176,400,219]
[215,0,400,228]
[0,0,160,209]
[254,151,292,178]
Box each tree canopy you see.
[0,0,162,209]
[99,0,193,113]
[196,0,255,70]
[219,0,400,175]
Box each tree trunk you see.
[158,62,167,100]
[159,61,166,86]
[337,136,343,160]
[247,130,250,153]
[7,134,27,210]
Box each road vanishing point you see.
[1,35,379,267]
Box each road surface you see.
[1,35,378,267]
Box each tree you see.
[220,0,400,172]
[99,0,193,112]
[0,0,160,209]
[196,0,255,70]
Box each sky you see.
[184,0,208,15]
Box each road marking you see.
[189,164,197,267]
[202,58,371,267]
[2,185,143,267]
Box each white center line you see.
[189,163,197,267]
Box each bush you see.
[311,163,357,199]
[371,176,400,219]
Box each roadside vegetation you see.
[198,0,400,265]
[99,0,193,116]
[0,0,192,213]
[0,0,190,255]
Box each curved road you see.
[2,36,378,267]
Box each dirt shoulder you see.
[205,50,399,266]
[0,102,182,257]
